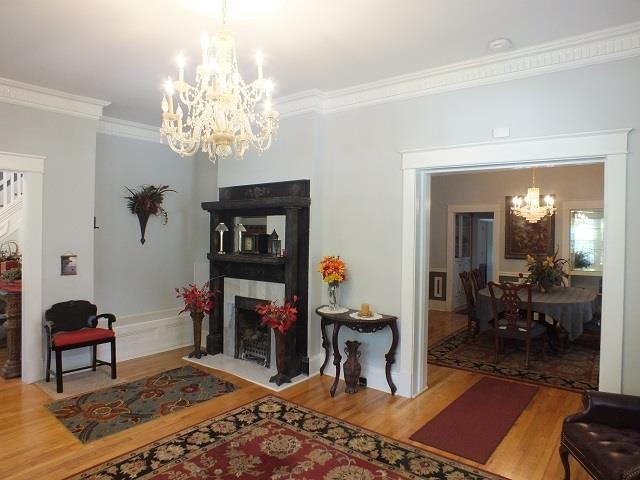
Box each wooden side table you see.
[316,307,398,396]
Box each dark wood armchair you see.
[488,281,546,368]
[459,271,479,338]
[560,390,640,479]
[44,300,117,393]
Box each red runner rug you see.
[410,377,538,464]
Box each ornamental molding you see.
[0,77,109,120]
[97,116,161,143]
[276,20,640,117]
[1,21,638,140]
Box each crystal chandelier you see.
[511,169,556,223]
[160,0,279,162]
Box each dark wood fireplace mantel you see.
[201,180,311,377]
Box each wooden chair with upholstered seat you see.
[459,271,479,338]
[44,300,117,393]
[488,281,547,368]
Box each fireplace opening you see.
[234,296,271,368]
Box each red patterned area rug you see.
[428,328,598,391]
[47,365,237,443]
[69,396,506,480]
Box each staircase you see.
[0,172,24,240]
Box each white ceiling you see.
[1,0,639,125]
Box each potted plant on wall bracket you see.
[124,185,175,244]
[256,296,298,386]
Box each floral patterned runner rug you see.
[47,365,237,443]
[68,396,506,480]
[428,328,599,391]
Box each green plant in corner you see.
[124,185,176,244]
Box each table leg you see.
[539,312,559,354]
[385,320,399,395]
[320,318,331,375]
[330,323,342,397]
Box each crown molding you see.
[0,77,109,120]
[275,21,640,117]
[98,116,161,143]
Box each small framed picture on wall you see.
[61,253,78,276]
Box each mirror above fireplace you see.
[232,215,285,255]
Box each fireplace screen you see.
[234,296,271,368]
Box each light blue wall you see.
[217,56,640,394]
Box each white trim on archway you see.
[0,150,45,384]
[401,129,630,397]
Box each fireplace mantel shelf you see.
[208,253,287,266]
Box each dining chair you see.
[488,281,547,368]
[459,271,479,338]
[470,268,486,299]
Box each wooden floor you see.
[0,311,590,480]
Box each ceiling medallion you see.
[160,0,279,162]
[511,169,556,223]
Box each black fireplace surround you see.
[202,180,311,378]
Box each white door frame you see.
[0,151,45,384]
[446,204,501,311]
[401,129,630,397]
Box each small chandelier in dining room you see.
[511,169,556,223]
[160,0,279,162]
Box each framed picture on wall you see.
[505,196,555,259]
[61,253,78,275]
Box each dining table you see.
[475,285,598,341]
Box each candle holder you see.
[235,224,246,253]
[215,223,228,254]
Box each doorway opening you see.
[0,151,45,385]
[401,129,629,398]
[427,165,603,392]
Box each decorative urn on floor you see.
[256,296,298,386]
[175,282,216,359]
[343,340,362,394]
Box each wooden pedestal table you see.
[316,307,399,397]
[0,283,22,379]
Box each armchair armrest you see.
[91,313,116,330]
[43,319,54,346]
[565,390,640,430]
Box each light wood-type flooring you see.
[0,311,590,479]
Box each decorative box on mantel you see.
[201,180,311,378]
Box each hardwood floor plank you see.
[0,311,593,480]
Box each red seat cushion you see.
[53,327,114,347]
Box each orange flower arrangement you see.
[318,255,347,284]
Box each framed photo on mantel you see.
[505,196,555,259]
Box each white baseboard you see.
[113,309,192,361]
[308,352,411,398]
